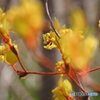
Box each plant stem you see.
[67,74,86,93]
[16,55,27,72]
[45,0,60,38]
[12,65,18,73]
[86,67,100,73]
[17,70,65,75]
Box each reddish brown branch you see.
[79,67,100,76]
[12,65,18,73]
[0,31,28,72]
[16,55,27,72]
[67,74,86,93]
[17,70,65,75]
[86,67,100,73]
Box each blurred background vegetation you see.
[0,0,100,100]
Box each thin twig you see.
[45,0,60,38]
[16,55,27,72]
[67,74,86,93]
[79,67,100,76]
[17,70,65,75]
[12,65,18,73]
[0,31,27,72]
[86,67,100,73]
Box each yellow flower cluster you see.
[56,61,65,72]
[43,18,98,71]
[0,9,18,65]
[52,77,73,100]
[7,0,44,38]
[43,32,57,50]
[0,9,9,37]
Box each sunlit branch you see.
[45,0,60,38]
